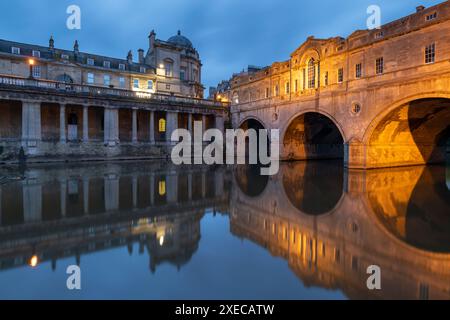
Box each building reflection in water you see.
[232,161,450,300]
[0,162,228,273]
[0,160,449,299]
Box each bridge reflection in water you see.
[0,161,449,299]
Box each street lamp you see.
[28,58,35,79]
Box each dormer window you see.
[140,66,146,73]
[61,54,69,60]
[32,50,40,58]
[11,47,20,55]
[426,12,437,21]
[119,63,126,71]
[103,61,111,68]
[87,58,94,66]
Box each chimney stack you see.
[416,5,425,12]
[149,30,156,51]
[138,49,145,64]
[127,50,133,64]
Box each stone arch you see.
[281,160,345,216]
[238,116,267,130]
[234,165,269,198]
[362,93,450,168]
[281,110,345,161]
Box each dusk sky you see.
[0,0,443,92]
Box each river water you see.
[0,160,448,300]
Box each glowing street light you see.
[28,58,35,79]
[29,255,39,268]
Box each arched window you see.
[159,180,166,196]
[308,58,316,89]
[232,92,239,104]
[159,118,166,132]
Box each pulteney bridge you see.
[229,2,450,169]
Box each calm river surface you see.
[0,160,448,300]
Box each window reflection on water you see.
[0,160,449,299]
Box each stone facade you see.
[0,31,226,162]
[215,1,450,169]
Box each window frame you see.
[337,68,344,83]
[11,47,20,55]
[355,63,362,79]
[118,63,126,71]
[32,50,41,58]
[103,61,111,69]
[133,78,139,89]
[87,58,95,66]
[103,74,111,86]
[376,57,384,75]
[87,73,95,84]
[425,43,435,64]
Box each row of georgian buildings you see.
[0,30,226,161]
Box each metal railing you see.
[0,75,228,108]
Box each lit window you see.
[159,118,166,132]
[425,43,435,64]
[103,75,111,86]
[118,63,126,71]
[376,57,384,75]
[119,77,125,88]
[87,58,94,66]
[308,59,316,88]
[87,73,94,84]
[158,180,166,196]
[32,50,40,58]
[338,68,344,83]
[426,12,437,21]
[140,66,146,73]
[12,47,20,55]
[103,61,111,68]
[355,63,362,78]
[32,66,41,78]
[147,80,154,90]
[133,79,139,89]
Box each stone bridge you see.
[230,1,450,169]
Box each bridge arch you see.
[362,93,450,168]
[238,116,267,130]
[281,110,345,161]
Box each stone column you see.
[22,101,42,148]
[201,171,207,198]
[166,173,178,203]
[132,176,138,208]
[187,173,193,201]
[60,179,66,218]
[215,115,225,135]
[60,104,66,143]
[23,180,42,223]
[166,112,178,144]
[83,105,89,143]
[104,108,119,146]
[202,114,207,132]
[132,109,138,143]
[188,113,193,135]
[104,174,119,211]
[149,111,155,144]
[149,173,155,205]
[83,178,89,215]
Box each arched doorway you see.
[367,98,450,167]
[283,112,344,160]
